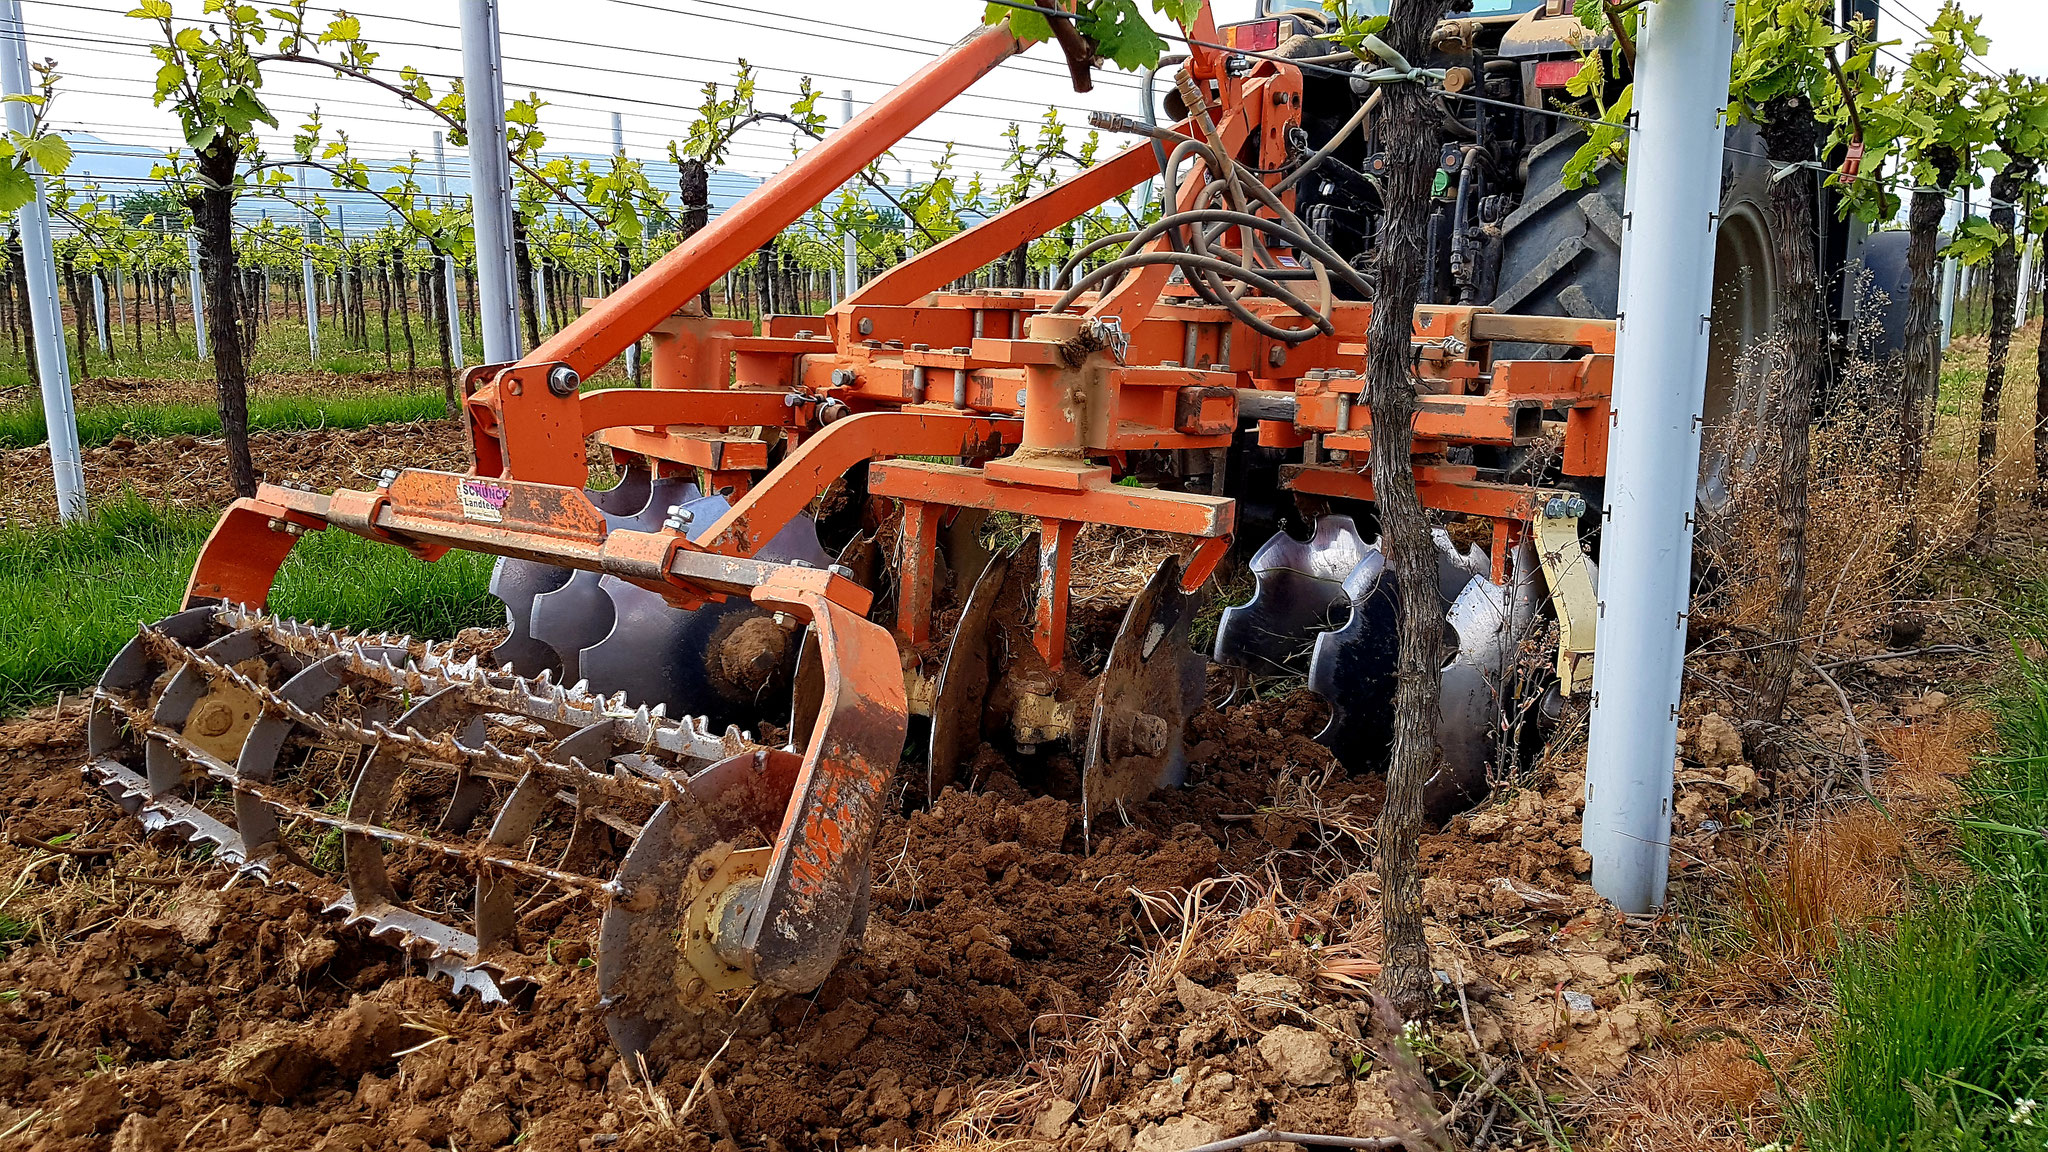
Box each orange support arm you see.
[528,25,1020,378]
[843,139,1159,312]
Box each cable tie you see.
[1351,34,1447,87]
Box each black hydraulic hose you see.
[1274,90,1379,196]
[1139,54,1235,302]
[1052,252,1334,342]
[1106,208,1372,300]
[1450,149,1477,303]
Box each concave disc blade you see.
[579,492,829,725]
[1081,555,1206,832]
[1213,516,1368,675]
[488,558,572,676]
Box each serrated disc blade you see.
[1433,539,1544,814]
[528,571,616,686]
[1213,517,1369,675]
[1306,547,1400,769]
[489,558,572,676]
[578,492,829,724]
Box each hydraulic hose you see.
[1052,252,1334,343]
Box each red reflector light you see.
[1226,19,1280,53]
[1533,59,1580,89]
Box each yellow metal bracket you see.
[1533,513,1598,694]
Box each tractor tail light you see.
[1225,19,1280,53]
[1533,60,1580,90]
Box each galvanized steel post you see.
[0,0,82,519]
[460,0,519,363]
[1582,0,1736,913]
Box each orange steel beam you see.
[895,500,944,646]
[843,139,1160,311]
[578,388,798,433]
[527,25,1019,379]
[1282,463,1572,523]
[1035,518,1081,667]
[867,460,1233,538]
[695,412,1018,557]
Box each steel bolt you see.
[377,468,398,489]
[546,365,580,397]
[1268,345,1287,367]
[951,346,970,355]
[790,559,813,568]
[858,317,874,336]
[1544,494,1588,519]
[795,329,814,339]
[910,343,930,352]
[827,563,855,580]
[1127,712,1170,757]
[663,504,694,531]
[831,369,857,387]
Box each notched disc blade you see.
[529,571,616,686]
[1213,517,1369,675]
[1307,547,1400,771]
[579,491,829,725]
[1431,540,1543,815]
[1082,555,1206,829]
[489,558,572,676]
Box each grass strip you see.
[1803,644,2048,1150]
[0,493,499,715]
[0,389,452,451]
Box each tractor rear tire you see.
[1489,120,1780,430]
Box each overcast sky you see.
[19,0,2048,194]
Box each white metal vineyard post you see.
[460,0,519,363]
[185,231,208,360]
[1,0,82,519]
[841,90,858,293]
[299,168,320,362]
[1582,0,1736,914]
[433,131,466,371]
[2019,239,2033,325]
[91,271,108,355]
[532,264,549,335]
[613,110,640,384]
[1939,256,1956,346]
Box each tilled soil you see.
[0,627,1996,1152]
[0,688,1380,1152]
[0,420,471,524]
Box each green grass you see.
[0,315,474,390]
[0,388,454,450]
[0,493,500,714]
[1803,638,2048,1152]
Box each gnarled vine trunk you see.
[189,136,255,498]
[1750,95,1823,727]
[1368,0,1453,1019]
[1897,152,1958,563]
[1972,158,2035,549]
